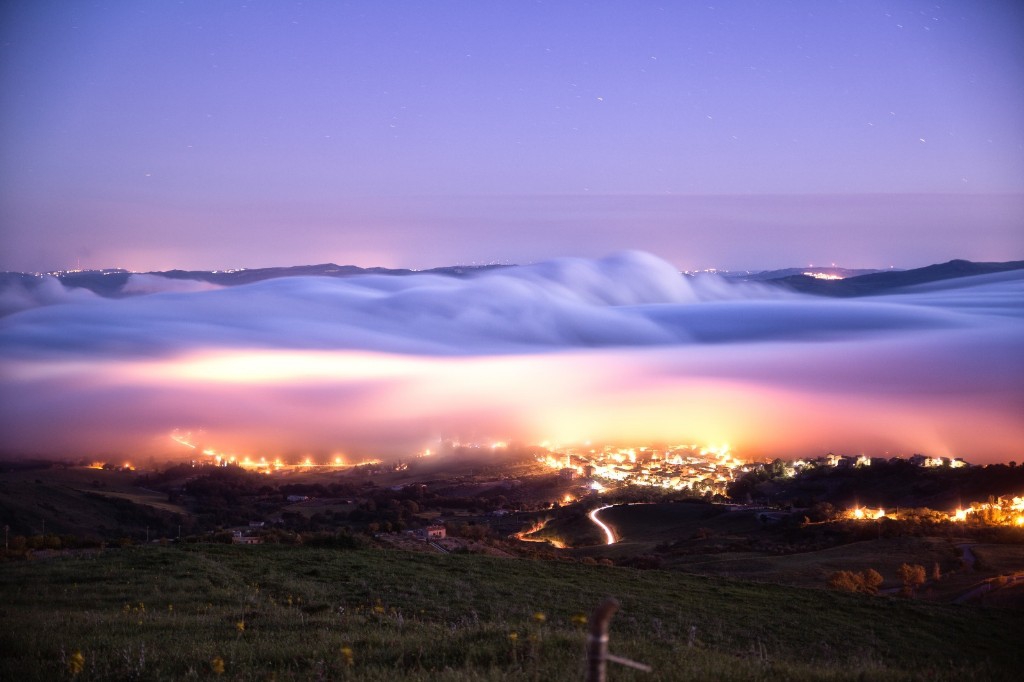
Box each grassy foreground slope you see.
[1,545,1020,681]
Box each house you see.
[231,532,263,545]
[425,525,446,539]
[414,525,447,540]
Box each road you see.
[588,505,616,545]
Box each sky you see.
[1,0,1023,272]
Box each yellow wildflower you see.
[571,613,588,626]
[507,632,518,642]
[211,656,225,675]
[235,620,246,632]
[67,650,85,676]
[340,646,354,666]
[532,611,546,623]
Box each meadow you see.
[1,543,1021,680]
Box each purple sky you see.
[2,1,1023,272]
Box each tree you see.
[897,563,926,596]
[827,568,883,595]
[827,571,862,593]
[861,568,884,594]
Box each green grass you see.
[0,466,189,537]
[664,536,959,585]
[1,544,1021,680]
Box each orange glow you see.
[6,344,1021,463]
[849,506,886,520]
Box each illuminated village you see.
[534,442,743,497]
[844,496,1024,528]
[145,431,1024,531]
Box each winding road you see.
[589,505,617,545]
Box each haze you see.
[2,253,1021,464]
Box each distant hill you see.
[767,259,1024,297]
[0,263,511,298]
[725,266,885,281]
[4,258,1023,300]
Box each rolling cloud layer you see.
[1,252,1021,463]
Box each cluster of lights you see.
[86,461,133,471]
[536,442,745,495]
[845,495,1024,527]
[803,272,844,280]
[950,496,1024,527]
[169,431,380,473]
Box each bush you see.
[827,570,861,593]
[897,563,926,596]
[827,568,884,595]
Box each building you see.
[414,525,447,540]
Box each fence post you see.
[586,597,619,682]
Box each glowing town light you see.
[853,508,866,520]
[953,508,968,522]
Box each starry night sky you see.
[2,1,1022,272]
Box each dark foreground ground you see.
[1,544,1021,681]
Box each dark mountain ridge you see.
[768,259,1024,297]
[0,262,511,298]
[2,258,1022,300]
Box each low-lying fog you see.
[2,252,1021,463]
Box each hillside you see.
[1,544,1021,680]
[770,259,1024,297]
[0,262,511,299]
[5,258,1023,301]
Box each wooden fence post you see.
[586,597,619,682]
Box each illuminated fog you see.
[1,252,1021,463]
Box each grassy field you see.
[0,466,189,538]
[1,544,1021,680]
[663,536,959,586]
